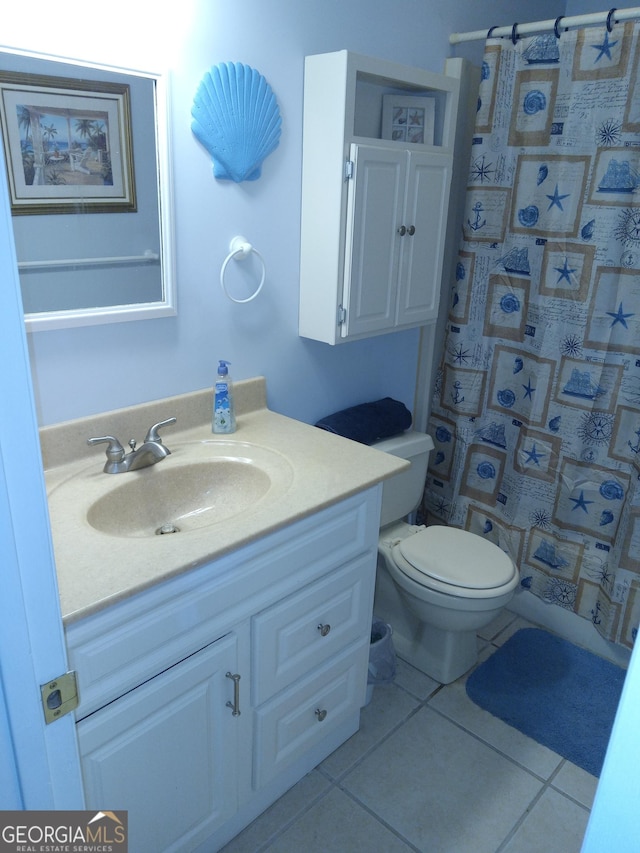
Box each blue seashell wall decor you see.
[191,62,282,182]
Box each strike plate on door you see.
[40,671,79,724]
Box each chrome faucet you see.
[87,417,177,473]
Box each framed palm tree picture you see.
[0,71,136,214]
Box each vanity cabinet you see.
[299,50,459,345]
[66,486,381,853]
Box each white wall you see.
[3,0,559,427]
[565,0,609,13]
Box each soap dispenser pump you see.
[213,360,236,434]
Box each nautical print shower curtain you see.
[422,22,640,649]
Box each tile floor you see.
[222,611,598,853]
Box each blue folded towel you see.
[315,397,412,445]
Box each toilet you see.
[373,430,519,684]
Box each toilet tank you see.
[373,430,434,527]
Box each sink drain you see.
[156,523,180,535]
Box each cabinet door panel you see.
[342,145,404,338]
[397,152,452,326]
[77,633,239,853]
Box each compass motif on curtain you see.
[544,577,577,609]
[470,154,495,183]
[614,208,640,246]
[529,507,552,529]
[560,335,583,358]
[596,117,622,147]
[577,411,614,445]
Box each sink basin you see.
[50,440,294,539]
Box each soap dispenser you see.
[213,360,236,433]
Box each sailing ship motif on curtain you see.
[423,23,640,649]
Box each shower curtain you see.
[422,21,640,649]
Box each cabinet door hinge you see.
[40,670,79,724]
[344,160,354,181]
[337,305,347,326]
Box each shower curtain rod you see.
[449,5,640,44]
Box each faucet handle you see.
[87,435,126,463]
[144,417,177,444]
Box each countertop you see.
[41,378,407,624]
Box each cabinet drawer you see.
[251,552,374,705]
[253,640,368,789]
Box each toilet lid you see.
[397,526,516,590]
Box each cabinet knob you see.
[397,225,406,236]
[317,623,331,637]
[315,708,328,722]
[407,225,416,236]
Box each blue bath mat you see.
[465,628,626,777]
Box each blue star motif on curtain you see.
[570,490,594,512]
[555,258,577,284]
[606,302,634,328]
[524,443,545,465]
[546,184,570,211]
[592,31,618,62]
[522,378,536,399]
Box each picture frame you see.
[382,94,435,145]
[0,71,136,215]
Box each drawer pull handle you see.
[225,672,241,716]
[317,623,331,637]
[315,708,327,722]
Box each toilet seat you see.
[392,526,517,599]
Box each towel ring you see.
[220,235,266,303]
[607,8,617,32]
[554,16,565,39]
[511,23,519,45]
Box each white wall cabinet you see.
[344,144,451,338]
[67,487,381,852]
[299,50,459,345]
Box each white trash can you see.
[365,619,396,705]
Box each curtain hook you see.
[554,16,565,39]
[487,25,498,39]
[607,8,617,32]
[511,23,519,45]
